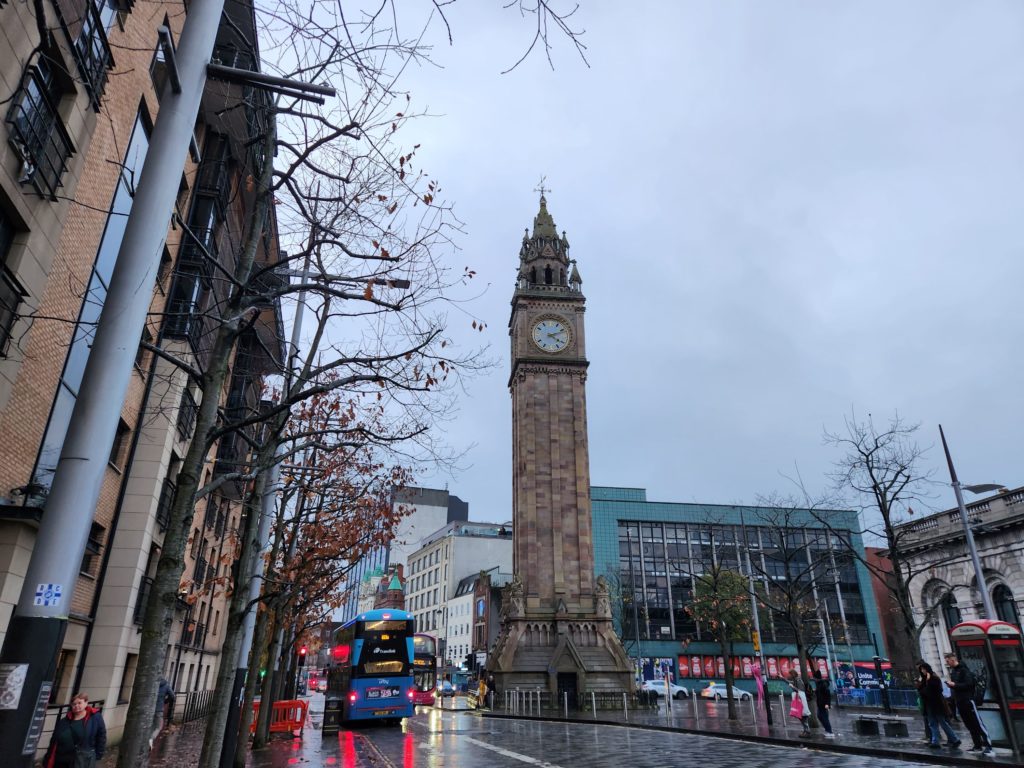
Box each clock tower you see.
[489,193,632,699]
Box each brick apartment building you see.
[0,0,283,749]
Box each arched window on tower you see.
[941,593,962,632]
[529,267,536,284]
[560,269,565,285]
[544,265,553,285]
[994,584,1021,627]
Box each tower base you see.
[488,612,633,703]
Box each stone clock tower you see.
[489,194,632,700]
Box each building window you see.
[994,584,1020,627]
[31,113,149,491]
[0,210,26,357]
[5,58,75,200]
[176,387,197,440]
[108,418,130,469]
[149,18,173,101]
[80,522,105,576]
[941,593,962,632]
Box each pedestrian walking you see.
[477,676,488,709]
[786,669,811,737]
[916,661,961,750]
[44,693,107,768]
[944,652,994,756]
[150,677,175,749]
[812,669,834,738]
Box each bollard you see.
[749,694,756,724]
[694,691,700,726]
[779,693,786,730]
[564,691,568,719]
[591,691,597,718]
[623,691,629,722]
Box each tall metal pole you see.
[740,512,772,724]
[0,1,226,761]
[626,528,642,682]
[825,531,857,676]
[939,425,996,620]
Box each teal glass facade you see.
[591,486,883,690]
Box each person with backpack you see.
[945,652,994,755]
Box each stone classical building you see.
[490,194,633,698]
[0,0,283,750]
[894,485,1024,670]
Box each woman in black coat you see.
[45,693,107,768]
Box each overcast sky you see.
[387,1,1024,522]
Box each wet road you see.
[301,701,937,768]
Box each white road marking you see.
[463,736,566,768]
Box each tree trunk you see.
[233,605,273,761]
[719,626,737,721]
[252,612,281,749]
[198,464,271,768]
[794,633,820,729]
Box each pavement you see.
[90,693,1024,767]
[480,694,1024,767]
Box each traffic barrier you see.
[251,699,308,735]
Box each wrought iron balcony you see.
[5,63,74,200]
[156,477,175,532]
[133,575,154,626]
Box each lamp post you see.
[938,425,1004,621]
[739,511,772,724]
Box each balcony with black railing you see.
[178,225,218,268]
[5,63,74,200]
[211,45,255,71]
[156,477,175,532]
[176,388,197,441]
[59,0,116,112]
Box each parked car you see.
[439,680,455,698]
[640,679,689,699]
[316,679,327,692]
[700,682,751,701]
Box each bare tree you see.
[818,412,960,663]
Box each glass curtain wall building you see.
[591,487,883,690]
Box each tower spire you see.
[517,180,574,291]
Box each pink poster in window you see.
[691,656,701,678]
[779,657,791,677]
[767,657,779,678]
[716,656,726,677]
[703,656,716,677]
[742,656,753,677]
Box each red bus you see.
[412,633,437,705]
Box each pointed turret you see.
[516,191,577,293]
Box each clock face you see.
[532,318,570,352]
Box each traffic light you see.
[464,653,475,672]
[298,645,307,667]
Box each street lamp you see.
[938,425,1006,621]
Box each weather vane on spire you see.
[534,176,550,199]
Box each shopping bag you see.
[789,696,804,719]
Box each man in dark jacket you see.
[812,670,834,737]
[945,652,994,755]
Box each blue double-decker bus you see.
[325,609,415,724]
